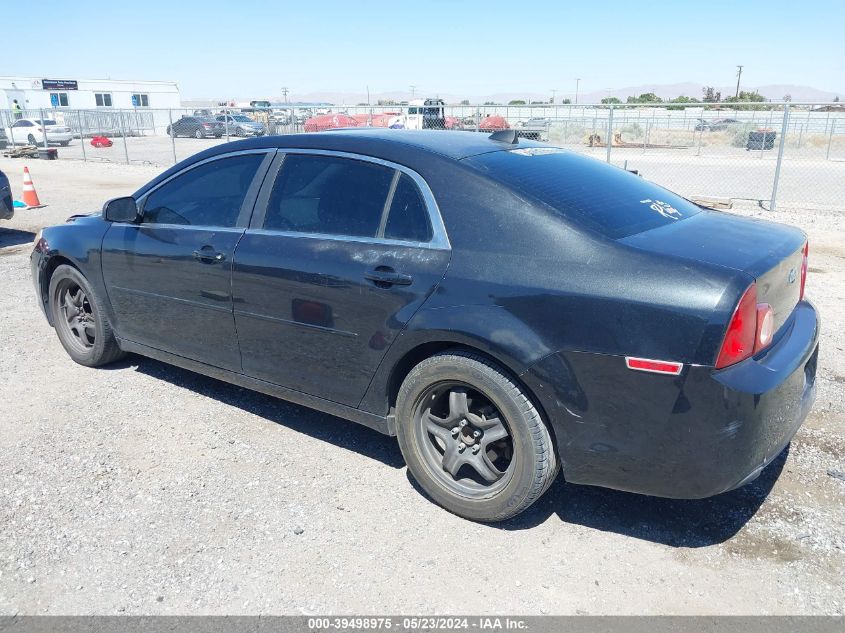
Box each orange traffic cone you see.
[22,167,45,209]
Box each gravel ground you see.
[0,157,843,615]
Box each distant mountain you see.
[188,83,841,106]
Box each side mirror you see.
[103,196,139,223]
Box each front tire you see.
[396,350,558,522]
[27,134,37,145]
[194,128,204,139]
[48,265,126,367]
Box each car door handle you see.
[193,250,225,262]
[364,267,413,286]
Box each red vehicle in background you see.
[304,114,360,132]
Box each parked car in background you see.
[215,114,266,137]
[4,118,73,146]
[0,169,13,221]
[192,109,214,117]
[519,117,552,129]
[166,116,224,139]
[31,129,817,522]
[695,118,742,131]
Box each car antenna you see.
[488,129,519,144]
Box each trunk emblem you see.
[788,267,797,284]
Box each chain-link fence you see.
[1,102,843,211]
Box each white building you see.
[1,76,181,111]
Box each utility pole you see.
[575,78,581,104]
[410,85,417,99]
[550,88,557,104]
[735,65,743,98]
[281,86,289,103]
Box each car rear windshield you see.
[465,148,701,239]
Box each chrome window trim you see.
[136,149,275,228]
[260,148,450,251]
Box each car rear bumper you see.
[521,300,819,499]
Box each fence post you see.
[77,110,86,162]
[606,105,614,163]
[168,109,177,165]
[225,106,230,142]
[769,105,790,212]
[119,110,129,164]
[696,117,704,157]
[643,121,649,154]
[826,119,836,161]
[40,108,49,149]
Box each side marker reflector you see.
[625,357,683,375]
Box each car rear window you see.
[465,148,701,239]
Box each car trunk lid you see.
[619,210,806,331]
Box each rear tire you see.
[48,265,126,367]
[27,134,37,145]
[59,140,70,146]
[396,350,559,522]
[194,128,204,139]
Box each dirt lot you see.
[1,157,843,615]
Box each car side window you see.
[384,173,432,242]
[264,154,394,237]
[142,154,264,227]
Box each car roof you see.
[197,129,546,162]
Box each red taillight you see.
[715,283,758,369]
[800,242,808,300]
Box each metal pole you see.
[770,105,790,212]
[696,121,703,157]
[826,119,835,161]
[77,110,86,162]
[168,109,177,165]
[40,108,49,149]
[119,110,129,164]
[606,105,613,163]
[225,106,230,142]
[643,121,649,154]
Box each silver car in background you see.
[215,114,266,137]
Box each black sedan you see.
[1,169,13,220]
[166,116,225,139]
[30,130,818,522]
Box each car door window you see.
[264,154,394,237]
[384,173,432,242]
[142,154,265,227]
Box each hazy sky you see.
[4,0,842,99]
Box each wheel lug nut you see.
[459,419,467,427]
[451,428,460,437]
[472,445,480,453]
[457,444,465,453]
[473,430,481,438]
